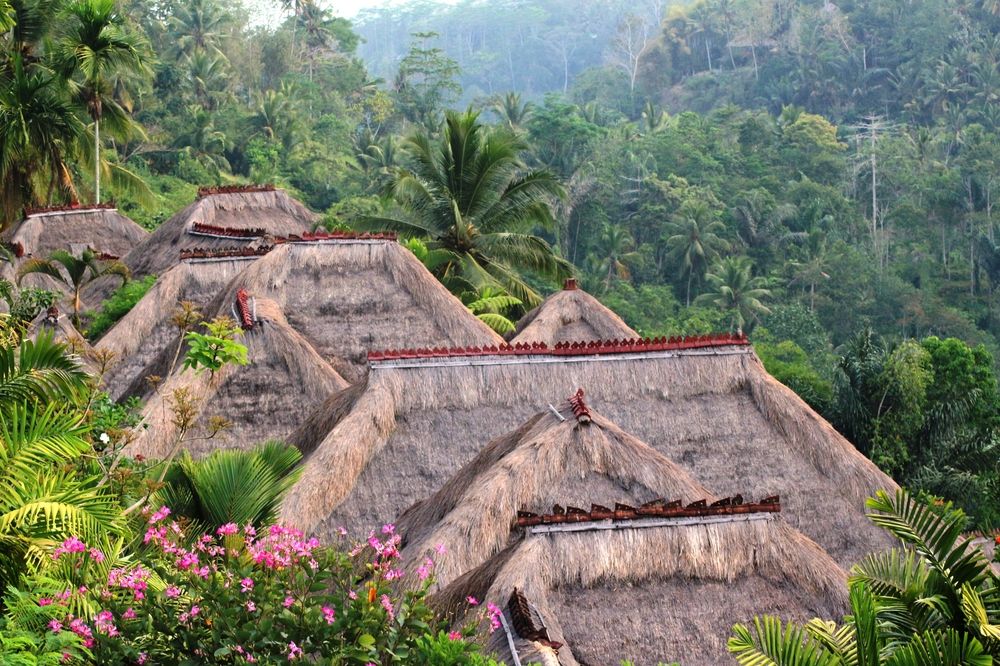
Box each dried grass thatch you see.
[209,241,504,381]
[25,307,95,373]
[396,398,714,587]
[126,295,348,460]
[3,207,148,259]
[123,189,315,278]
[283,346,897,566]
[509,280,637,345]
[95,257,260,400]
[436,514,848,666]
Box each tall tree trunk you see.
[705,38,712,71]
[686,271,692,306]
[94,118,100,204]
[751,45,759,80]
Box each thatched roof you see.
[125,293,348,459]
[396,393,719,587]
[207,240,504,382]
[3,206,148,259]
[25,307,95,372]
[435,507,848,666]
[122,188,316,278]
[282,337,897,567]
[509,279,637,345]
[95,256,262,401]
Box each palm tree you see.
[0,55,83,228]
[167,0,231,59]
[490,92,534,132]
[0,334,119,594]
[56,0,151,204]
[17,249,129,327]
[695,256,771,335]
[154,441,302,532]
[597,224,640,292]
[172,105,230,178]
[667,200,728,305]
[463,287,522,335]
[182,49,229,110]
[730,489,1000,665]
[359,110,572,306]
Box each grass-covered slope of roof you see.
[397,392,714,587]
[509,278,637,345]
[3,205,148,259]
[209,238,504,381]
[282,337,897,566]
[122,186,315,278]
[435,502,848,666]
[126,293,348,459]
[95,255,264,400]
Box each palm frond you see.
[729,616,840,665]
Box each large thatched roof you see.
[126,293,348,459]
[3,205,148,259]
[435,507,848,666]
[95,255,262,400]
[509,279,637,344]
[123,188,315,278]
[396,393,717,587]
[282,337,897,566]
[207,239,504,381]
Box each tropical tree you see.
[56,0,151,204]
[17,249,129,327]
[667,200,728,305]
[0,334,119,595]
[695,256,771,334]
[490,91,534,132]
[360,109,572,306]
[154,441,302,531]
[167,0,231,59]
[462,286,522,335]
[729,489,1000,665]
[596,223,640,292]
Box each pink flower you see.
[217,522,238,536]
[466,596,479,606]
[52,536,86,559]
[137,653,148,665]
[88,547,105,562]
[416,564,431,581]
[164,585,181,598]
[384,569,404,581]
[448,631,461,640]
[337,526,347,536]
[148,506,171,524]
[287,641,303,660]
[380,594,395,621]
[381,523,395,535]
[348,590,358,600]
[240,577,254,593]
[48,619,63,633]
[38,597,53,606]
[321,605,335,625]
[487,602,503,633]
[123,607,136,620]
[283,596,294,608]
[246,600,256,612]
[434,543,447,555]
[190,605,201,617]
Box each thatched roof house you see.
[208,237,504,381]
[509,279,637,345]
[3,205,148,259]
[26,306,94,371]
[397,392,718,586]
[126,291,348,459]
[436,501,848,666]
[123,186,315,278]
[282,336,897,566]
[95,254,265,400]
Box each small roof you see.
[282,337,897,567]
[509,279,637,345]
[436,501,848,666]
[122,187,316,278]
[126,293,348,459]
[4,205,148,259]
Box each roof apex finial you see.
[563,277,578,290]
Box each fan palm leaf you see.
[0,332,89,408]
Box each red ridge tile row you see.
[568,388,591,423]
[273,230,397,242]
[179,246,274,261]
[368,333,749,361]
[24,202,116,217]
[197,184,275,198]
[515,495,780,527]
[190,222,267,238]
[235,289,254,330]
[95,252,120,261]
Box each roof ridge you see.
[179,247,274,261]
[190,222,267,238]
[516,495,780,529]
[23,202,117,218]
[234,289,255,330]
[368,333,749,362]
[196,183,276,198]
[274,230,397,242]
[568,388,591,423]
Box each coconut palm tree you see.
[730,489,1000,665]
[667,200,728,305]
[17,249,129,327]
[56,0,151,204]
[167,0,231,59]
[597,224,640,292]
[360,109,572,306]
[490,92,534,132]
[0,331,89,409]
[0,55,83,228]
[695,256,771,335]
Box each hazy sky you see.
[247,0,459,28]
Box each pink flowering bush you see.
[20,514,501,665]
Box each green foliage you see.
[0,281,57,342]
[84,275,156,340]
[16,250,130,327]
[155,441,302,532]
[463,287,522,335]
[182,317,248,378]
[755,340,834,412]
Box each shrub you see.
[85,275,157,341]
[183,317,248,378]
